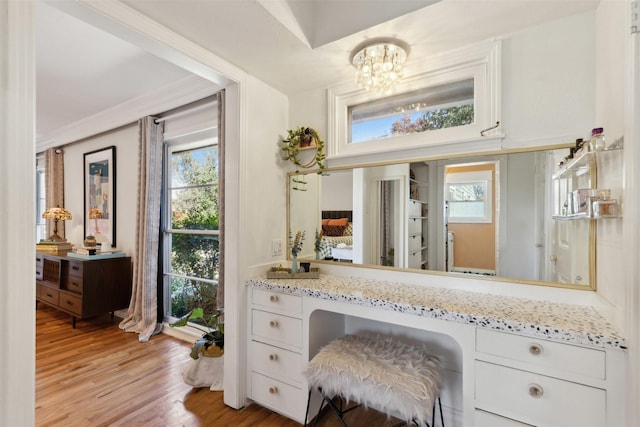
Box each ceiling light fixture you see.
[350,39,408,92]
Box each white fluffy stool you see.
[304,335,443,427]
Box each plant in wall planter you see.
[170,307,224,359]
[281,126,326,173]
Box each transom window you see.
[328,40,501,159]
[349,79,474,143]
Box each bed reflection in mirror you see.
[287,146,596,289]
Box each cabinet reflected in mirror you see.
[288,145,598,289]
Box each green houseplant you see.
[281,126,326,172]
[170,307,224,359]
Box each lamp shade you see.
[88,208,103,220]
[42,206,72,221]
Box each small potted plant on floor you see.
[170,307,224,359]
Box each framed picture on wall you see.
[83,146,116,247]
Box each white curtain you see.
[119,116,164,342]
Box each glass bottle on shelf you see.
[588,127,605,151]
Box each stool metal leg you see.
[303,389,312,427]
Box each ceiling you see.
[36,0,599,145]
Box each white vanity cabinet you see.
[248,288,306,422]
[474,328,615,427]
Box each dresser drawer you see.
[250,340,304,385]
[59,292,82,316]
[408,217,422,234]
[252,289,302,314]
[252,310,302,349]
[476,328,605,379]
[38,285,59,305]
[250,372,305,421]
[408,199,422,217]
[408,233,422,251]
[475,361,605,427]
[36,254,44,280]
[67,260,83,277]
[64,275,83,294]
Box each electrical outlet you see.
[272,239,283,256]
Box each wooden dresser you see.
[36,251,132,327]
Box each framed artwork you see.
[84,146,116,246]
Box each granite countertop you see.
[248,273,626,351]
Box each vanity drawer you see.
[252,310,302,349]
[59,292,82,316]
[475,361,605,427]
[251,372,305,421]
[476,328,605,379]
[252,288,302,314]
[250,340,303,385]
[475,410,533,427]
[38,284,59,305]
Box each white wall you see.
[594,0,627,327]
[321,170,353,210]
[61,123,139,257]
[287,11,616,299]
[501,10,596,147]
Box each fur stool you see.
[304,334,444,427]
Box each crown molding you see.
[36,75,218,151]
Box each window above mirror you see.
[328,40,503,160]
[349,79,475,144]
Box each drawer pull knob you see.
[529,343,543,355]
[72,266,79,271]
[528,384,544,398]
[269,354,278,361]
[268,386,278,395]
[269,320,279,328]
[269,295,279,302]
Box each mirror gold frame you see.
[287,143,597,290]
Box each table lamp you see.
[42,206,72,242]
[89,208,103,235]
[83,208,104,247]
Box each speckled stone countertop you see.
[247,274,626,351]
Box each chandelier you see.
[351,40,408,92]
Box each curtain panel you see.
[119,116,164,342]
[44,148,65,238]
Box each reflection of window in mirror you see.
[445,168,494,224]
[348,79,474,144]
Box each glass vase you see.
[291,255,298,273]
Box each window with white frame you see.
[349,78,474,143]
[35,155,47,242]
[328,40,501,159]
[161,98,221,321]
[445,170,493,223]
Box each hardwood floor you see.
[36,306,403,426]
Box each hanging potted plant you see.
[281,126,326,172]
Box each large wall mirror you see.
[287,144,597,290]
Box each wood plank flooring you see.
[36,305,402,426]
